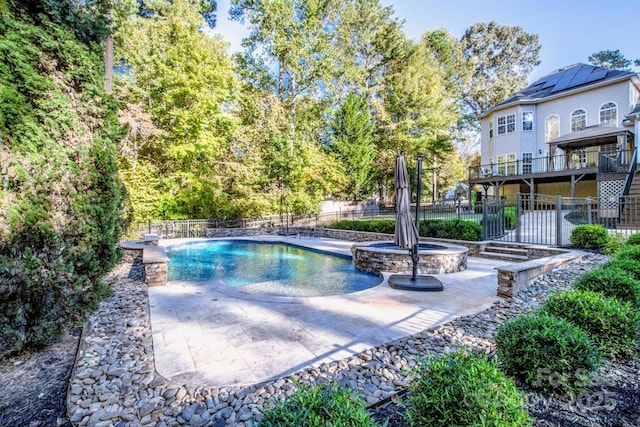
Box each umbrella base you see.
[388,274,443,292]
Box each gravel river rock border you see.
[4,252,636,426]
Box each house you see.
[469,63,640,206]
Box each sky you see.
[212,0,640,83]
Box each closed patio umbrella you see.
[394,154,419,249]
[388,154,443,292]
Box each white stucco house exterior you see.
[470,63,640,203]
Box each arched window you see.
[545,114,560,142]
[600,102,617,127]
[571,109,586,132]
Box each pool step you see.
[479,244,529,262]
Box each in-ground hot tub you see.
[351,240,468,275]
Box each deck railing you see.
[469,149,635,180]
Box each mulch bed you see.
[0,327,80,427]
[370,354,640,427]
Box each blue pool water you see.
[165,240,382,297]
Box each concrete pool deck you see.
[148,236,504,387]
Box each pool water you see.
[165,240,382,297]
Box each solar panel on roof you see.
[568,68,593,88]
[542,72,563,89]
[585,69,607,84]
[551,67,581,93]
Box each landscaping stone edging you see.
[66,253,606,426]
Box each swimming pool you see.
[165,240,382,297]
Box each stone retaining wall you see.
[120,235,168,286]
[496,251,582,297]
[351,242,468,274]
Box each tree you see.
[330,93,376,200]
[333,0,407,97]
[115,0,238,220]
[588,49,640,70]
[381,40,460,201]
[230,0,345,214]
[231,0,339,114]
[459,22,540,131]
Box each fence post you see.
[515,192,521,243]
[482,200,487,240]
[556,196,563,247]
[587,197,592,224]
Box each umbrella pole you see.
[412,156,424,280]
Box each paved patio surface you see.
[148,237,504,387]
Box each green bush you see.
[625,233,640,246]
[406,350,530,427]
[329,218,482,241]
[615,244,640,262]
[540,290,640,357]
[258,383,378,427]
[570,224,609,250]
[603,232,627,255]
[420,219,482,241]
[496,314,603,392]
[573,267,640,308]
[329,219,395,234]
[420,219,445,238]
[504,206,516,230]
[603,258,640,281]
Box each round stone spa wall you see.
[352,241,468,275]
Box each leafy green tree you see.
[231,0,346,214]
[330,93,376,200]
[381,40,460,200]
[116,0,238,220]
[231,0,339,114]
[333,0,407,97]
[460,21,540,130]
[588,49,640,70]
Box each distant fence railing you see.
[122,194,640,246]
[122,202,487,241]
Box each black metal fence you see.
[498,193,640,246]
[123,194,640,246]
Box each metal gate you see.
[481,198,506,240]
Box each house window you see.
[571,109,586,132]
[506,153,516,175]
[497,155,506,175]
[522,112,533,131]
[497,113,515,135]
[489,120,493,138]
[545,114,560,142]
[522,152,532,174]
[600,102,617,127]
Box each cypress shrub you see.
[0,10,126,356]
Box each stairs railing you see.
[618,148,638,218]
